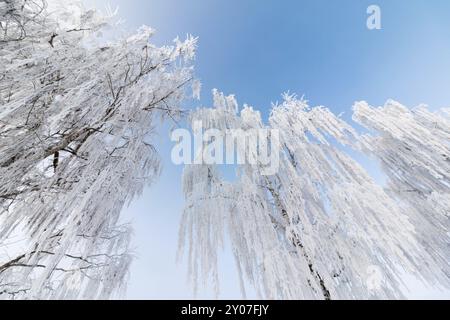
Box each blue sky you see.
[84,0,450,299]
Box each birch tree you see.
[179,90,449,299]
[0,0,197,299]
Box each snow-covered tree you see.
[179,90,449,299]
[0,0,197,299]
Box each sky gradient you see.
[84,0,450,299]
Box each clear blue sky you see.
[84,0,450,299]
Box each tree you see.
[0,0,197,299]
[179,90,449,299]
